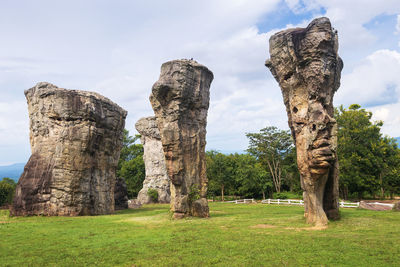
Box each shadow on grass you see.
[114,206,169,215]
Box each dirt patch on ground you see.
[122,214,168,224]
[250,223,327,230]
[284,225,327,231]
[250,224,277,229]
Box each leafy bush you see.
[117,131,145,198]
[273,191,302,200]
[0,178,16,206]
[147,189,159,203]
[188,185,200,204]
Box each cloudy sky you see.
[1,0,400,165]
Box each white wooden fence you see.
[224,199,256,204]
[261,199,304,205]
[223,198,394,209]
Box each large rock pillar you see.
[150,59,213,218]
[135,116,170,204]
[265,17,342,226]
[11,82,127,216]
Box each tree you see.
[206,151,234,201]
[206,152,273,200]
[335,104,400,199]
[246,126,293,193]
[375,136,400,199]
[0,177,16,206]
[232,153,272,199]
[281,147,301,193]
[117,130,145,198]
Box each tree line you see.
[206,104,400,200]
[2,104,398,205]
[116,104,400,201]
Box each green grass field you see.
[1,203,399,266]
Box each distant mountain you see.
[0,163,25,182]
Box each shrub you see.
[273,191,302,200]
[0,178,16,206]
[188,185,200,204]
[147,189,159,203]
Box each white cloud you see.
[285,0,400,58]
[0,0,284,164]
[370,103,400,137]
[336,49,400,107]
[335,49,400,137]
[373,107,390,122]
[1,0,400,164]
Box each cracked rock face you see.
[135,116,170,204]
[11,82,127,216]
[114,177,129,210]
[266,17,342,226]
[150,59,213,218]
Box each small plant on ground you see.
[147,188,158,203]
[188,184,200,204]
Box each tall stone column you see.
[135,116,170,204]
[150,59,213,219]
[265,17,343,226]
[11,82,127,216]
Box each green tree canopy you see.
[335,104,400,199]
[246,126,293,193]
[0,177,17,206]
[206,150,235,201]
[117,130,145,198]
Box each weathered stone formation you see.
[150,59,213,218]
[114,178,129,210]
[359,201,393,211]
[266,17,343,226]
[11,82,127,216]
[393,201,400,212]
[135,116,170,204]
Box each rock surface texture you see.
[266,17,342,226]
[114,178,129,210]
[135,116,170,204]
[359,201,393,211]
[150,59,213,218]
[11,82,127,216]
[393,201,400,212]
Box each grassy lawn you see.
[1,203,399,266]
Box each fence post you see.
[277,199,280,205]
[235,200,238,204]
[288,199,291,204]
